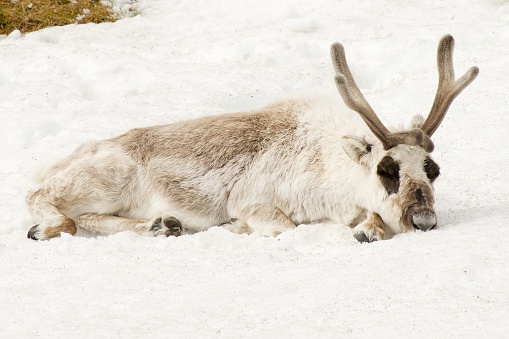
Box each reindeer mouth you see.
[411,219,437,231]
[409,208,437,231]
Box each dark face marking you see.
[377,156,400,195]
[424,157,440,182]
[415,188,425,204]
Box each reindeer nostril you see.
[415,188,425,204]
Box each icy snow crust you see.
[1,0,508,337]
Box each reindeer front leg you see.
[225,204,296,237]
[352,213,385,243]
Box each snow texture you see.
[0,0,508,337]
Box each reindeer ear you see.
[410,115,426,129]
[341,135,372,166]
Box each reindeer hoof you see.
[148,215,182,237]
[163,216,182,236]
[27,224,40,240]
[354,232,369,243]
[27,221,74,240]
[353,231,378,243]
[352,221,384,243]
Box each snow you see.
[1,0,508,337]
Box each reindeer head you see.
[331,35,478,233]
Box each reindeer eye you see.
[366,144,372,152]
[424,157,440,182]
[377,156,400,194]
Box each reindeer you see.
[26,35,478,242]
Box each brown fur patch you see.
[115,102,298,168]
[365,213,385,240]
[42,217,77,239]
[377,156,400,194]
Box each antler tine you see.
[421,35,479,137]
[331,42,430,151]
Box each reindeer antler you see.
[421,35,479,137]
[330,42,434,152]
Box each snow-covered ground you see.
[1,0,508,337]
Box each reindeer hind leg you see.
[26,189,77,240]
[77,212,183,237]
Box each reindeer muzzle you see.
[411,208,437,231]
